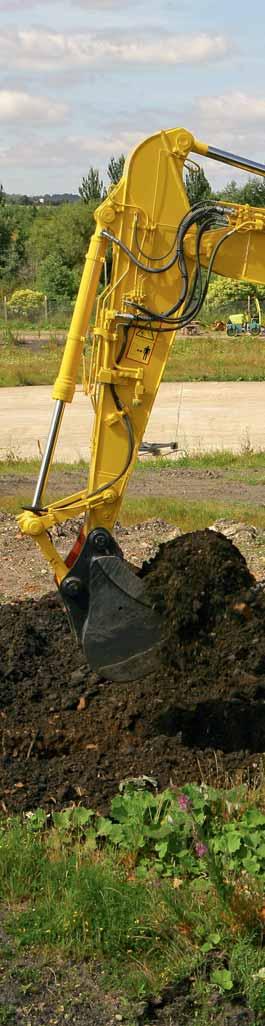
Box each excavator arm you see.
[18,126,265,680]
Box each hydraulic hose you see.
[103,204,228,325]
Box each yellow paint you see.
[52,226,107,403]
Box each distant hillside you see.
[7,193,81,206]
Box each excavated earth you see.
[1,527,265,814]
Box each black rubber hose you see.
[101,203,224,278]
[128,209,225,322]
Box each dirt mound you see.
[1,529,265,814]
[142,527,253,645]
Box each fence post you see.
[3,296,7,322]
[44,294,48,322]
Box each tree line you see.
[1,155,265,311]
[0,155,126,305]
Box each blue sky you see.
[0,0,264,194]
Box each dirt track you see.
[1,462,265,507]
[3,381,265,458]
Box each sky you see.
[0,0,265,194]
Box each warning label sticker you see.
[126,327,155,366]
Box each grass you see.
[122,497,265,532]
[165,334,265,381]
[2,450,265,529]
[0,456,86,476]
[2,448,265,476]
[1,786,265,1018]
[3,492,265,531]
[0,316,70,333]
[138,447,265,474]
[1,332,265,385]
[0,340,71,388]
[164,448,265,470]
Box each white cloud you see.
[198,92,265,124]
[1,119,263,193]
[70,129,143,156]
[73,0,131,5]
[187,92,265,186]
[0,130,142,168]
[0,1,34,6]
[0,90,68,121]
[0,28,230,71]
[0,0,127,5]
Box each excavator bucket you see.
[59,528,164,682]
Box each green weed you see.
[230,938,265,1015]
[0,1006,17,1024]
[45,784,265,883]
[1,784,265,1009]
[0,818,48,902]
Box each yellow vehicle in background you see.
[227,295,262,335]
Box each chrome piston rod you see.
[206,145,265,178]
[32,399,65,509]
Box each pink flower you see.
[195,842,208,858]
[178,794,191,811]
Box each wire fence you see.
[1,294,265,331]
[202,297,265,325]
[0,296,74,327]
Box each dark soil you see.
[0,944,259,1026]
[0,944,123,1026]
[1,528,265,815]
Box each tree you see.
[217,176,265,207]
[0,204,31,286]
[185,166,212,206]
[216,179,243,203]
[79,167,106,204]
[37,253,77,301]
[0,206,15,278]
[27,202,95,283]
[107,154,125,186]
[204,276,265,317]
[0,184,5,205]
[241,177,265,208]
[54,202,95,269]
[16,195,34,206]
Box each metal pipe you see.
[32,399,65,509]
[206,145,265,178]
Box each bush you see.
[7,288,45,320]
